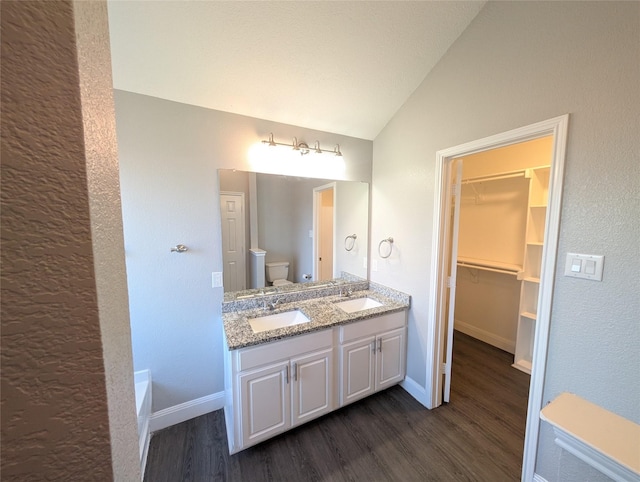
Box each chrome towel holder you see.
[344,234,357,251]
[378,237,394,258]
[170,244,188,253]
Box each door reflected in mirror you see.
[219,170,369,293]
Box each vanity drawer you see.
[237,329,333,372]
[340,311,406,343]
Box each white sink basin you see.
[334,297,383,313]
[248,310,311,333]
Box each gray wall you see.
[114,91,373,411]
[334,181,370,279]
[371,2,639,481]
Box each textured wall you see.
[73,1,141,479]
[372,2,639,480]
[114,91,372,411]
[1,1,113,479]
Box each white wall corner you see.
[149,392,225,433]
[400,376,432,409]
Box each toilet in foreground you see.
[265,261,293,286]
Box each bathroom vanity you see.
[221,279,410,454]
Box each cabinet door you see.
[340,336,375,406]
[291,348,333,426]
[239,362,290,447]
[375,328,406,391]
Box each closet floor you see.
[143,331,530,482]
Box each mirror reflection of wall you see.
[218,170,369,293]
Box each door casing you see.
[312,183,336,281]
[428,115,569,481]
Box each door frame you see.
[428,115,569,481]
[443,159,463,404]
[312,182,337,281]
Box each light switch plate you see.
[212,271,223,288]
[564,253,604,281]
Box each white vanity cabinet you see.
[223,306,408,454]
[339,311,406,406]
[226,329,333,453]
[238,361,290,446]
[290,348,333,426]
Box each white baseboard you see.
[400,376,433,409]
[532,474,548,482]
[138,416,151,479]
[455,319,515,354]
[134,369,151,481]
[150,391,225,433]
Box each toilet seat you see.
[272,279,293,287]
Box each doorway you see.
[313,183,336,281]
[429,115,569,481]
[220,191,246,292]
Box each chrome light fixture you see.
[262,133,343,157]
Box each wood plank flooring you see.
[143,332,530,481]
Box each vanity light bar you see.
[262,133,342,157]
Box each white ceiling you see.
[107,1,485,140]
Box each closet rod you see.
[461,170,526,185]
[457,261,521,276]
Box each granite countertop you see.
[222,289,410,350]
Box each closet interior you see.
[454,137,552,374]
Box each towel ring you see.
[170,244,188,253]
[344,234,357,252]
[378,237,394,259]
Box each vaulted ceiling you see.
[107,1,486,140]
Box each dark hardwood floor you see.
[143,332,530,481]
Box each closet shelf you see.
[518,275,541,283]
[513,164,550,377]
[457,257,522,276]
[461,169,527,185]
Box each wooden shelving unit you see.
[513,166,550,374]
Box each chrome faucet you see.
[340,287,353,298]
[264,297,282,311]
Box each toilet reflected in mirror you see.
[265,261,293,287]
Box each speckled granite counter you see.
[222,283,410,350]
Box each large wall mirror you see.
[219,170,369,294]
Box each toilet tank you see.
[265,261,289,282]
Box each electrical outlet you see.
[212,271,223,288]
